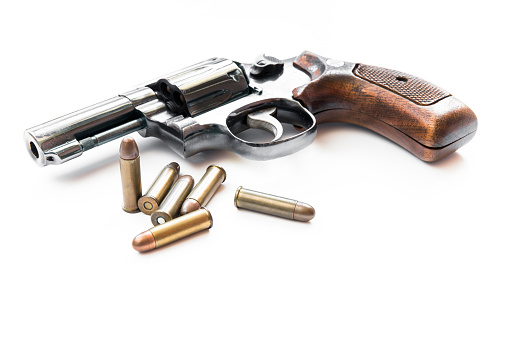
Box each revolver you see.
[24,51,478,166]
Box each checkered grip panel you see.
[354,64,450,105]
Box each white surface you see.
[1,1,508,338]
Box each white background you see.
[1,1,507,338]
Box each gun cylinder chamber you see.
[138,162,180,215]
[234,187,315,222]
[151,175,194,226]
[132,208,213,253]
[180,165,226,215]
[119,137,142,213]
[156,58,249,117]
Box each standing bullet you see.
[234,187,315,221]
[138,162,180,215]
[119,137,142,213]
[132,208,213,253]
[151,175,194,226]
[181,165,226,215]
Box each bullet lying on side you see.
[234,187,315,222]
[132,208,213,253]
[151,175,194,226]
[181,165,226,215]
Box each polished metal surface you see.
[24,52,352,166]
[156,58,250,117]
[120,87,157,106]
[25,96,136,165]
[81,118,145,152]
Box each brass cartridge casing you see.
[151,175,194,226]
[119,137,142,213]
[138,162,180,215]
[234,187,315,222]
[132,208,213,252]
[180,165,226,215]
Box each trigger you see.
[246,108,283,141]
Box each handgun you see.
[24,51,477,166]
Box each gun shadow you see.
[58,121,464,182]
[58,137,242,182]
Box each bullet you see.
[138,162,180,215]
[151,175,194,226]
[180,165,226,215]
[234,186,315,222]
[132,208,213,252]
[119,137,142,213]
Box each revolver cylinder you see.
[155,58,250,117]
[24,58,251,166]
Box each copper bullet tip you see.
[293,202,315,222]
[132,230,156,253]
[119,137,139,160]
[180,198,201,215]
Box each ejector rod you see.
[24,87,156,166]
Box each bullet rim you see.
[123,206,141,214]
[138,196,159,215]
[201,207,213,229]
[150,211,172,226]
[166,162,180,173]
[206,164,227,182]
[234,186,243,208]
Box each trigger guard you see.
[225,98,317,160]
[226,98,315,134]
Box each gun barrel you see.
[24,87,155,166]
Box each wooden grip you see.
[292,52,477,161]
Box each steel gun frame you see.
[24,51,477,166]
